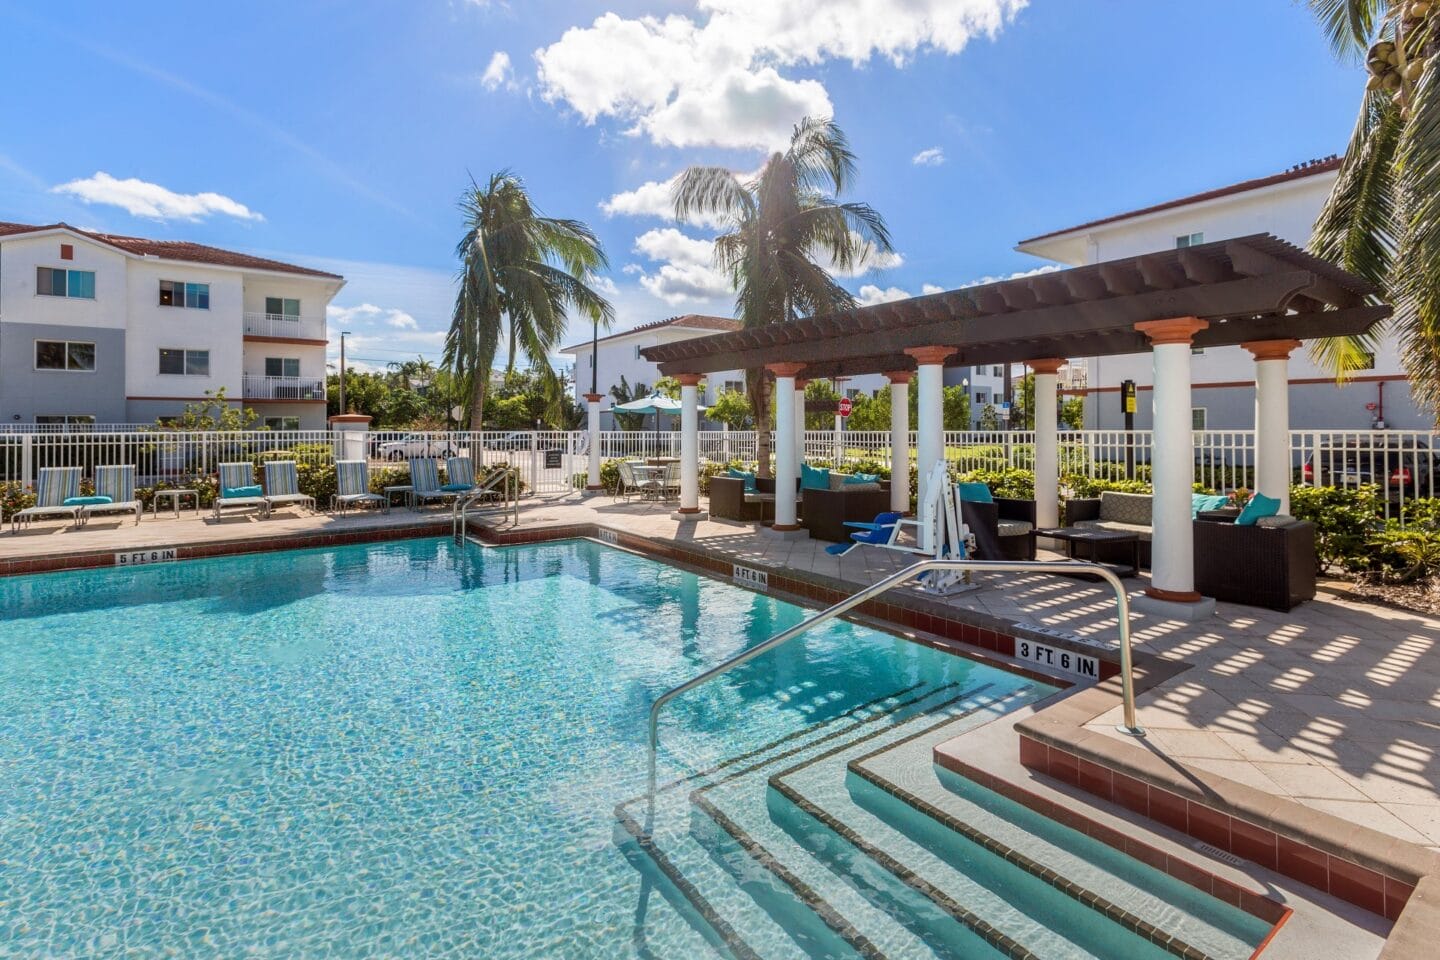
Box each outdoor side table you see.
[152,488,200,519]
[383,484,415,510]
[1036,526,1142,578]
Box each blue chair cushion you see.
[1236,493,1281,526]
[440,483,473,492]
[64,496,112,506]
[844,473,880,484]
[956,482,993,504]
[1191,493,1230,517]
[726,468,757,493]
[223,485,263,499]
[800,464,830,491]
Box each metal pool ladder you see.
[452,469,519,543]
[645,558,1143,802]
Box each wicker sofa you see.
[959,498,1038,561]
[708,475,783,523]
[1063,491,1155,568]
[802,475,891,542]
[1193,514,1317,611]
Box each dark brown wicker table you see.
[1036,527,1142,578]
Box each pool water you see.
[0,538,1048,958]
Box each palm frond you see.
[1394,54,1440,418]
[1306,0,1383,59]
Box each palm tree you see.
[447,170,614,428]
[1307,1,1440,418]
[673,117,893,475]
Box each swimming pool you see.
[0,538,1269,958]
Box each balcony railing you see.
[242,312,326,341]
[242,374,326,401]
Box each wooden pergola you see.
[619,235,1388,616]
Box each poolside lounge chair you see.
[824,511,904,556]
[11,466,82,533]
[331,460,389,515]
[215,462,269,520]
[262,460,316,515]
[660,461,681,500]
[407,457,457,510]
[77,465,143,527]
[615,461,660,501]
[443,456,481,495]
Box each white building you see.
[0,221,343,429]
[1015,156,1427,430]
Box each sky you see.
[0,0,1364,375]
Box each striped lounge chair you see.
[331,460,388,515]
[444,456,481,494]
[215,462,269,520]
[407,457,457,510]
[11,466,82,533]
[78,465,143,527]
[262,460,315,515]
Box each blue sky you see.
[0,0,1362,374]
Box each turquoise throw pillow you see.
[956,482,994,504]
[1236,492,1281,526]
[1190,493,1229,518]
[64,496,112,506]
[441,483,473,492]
[800,464,830,491]
[727,467,757,493]
[844,473,879,484]
[223,485,263,499]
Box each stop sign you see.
[838,396,852,418]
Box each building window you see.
[587,354,594,368]
[264,416,301,430]
[264,297,300,319]
[1176,232,1204,249]
[1191,346,1205,355]
[264,357,301,378]
[991,366,1003,377]
[159,348,210,376]
[159,280,210,309]
[36,267,95,299]
[35,340,95,371]
[36,415,95,427]
[634,345,643,360]
[723,380,743,394]
[1191,407,1207,430]
[976,392,989,404]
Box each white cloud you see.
[856,284,912,306]
[480,51,515,91]
[328,302,419,331]
[600,166,759,228]
[632,227,732,304]
[51,172,263,223]
[958,263,1061,288]
[590,275,619,295]
[822,232,904,277]
[912,147,945,166]
[920,283,946,295]
[535,1,1024,150]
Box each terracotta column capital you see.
[883,370,913,384]
[793,378,810,391]
[1027,358,1067,375]
[1134,316,1209,346]
[1242,339,1303,362]
[765,361,807,378]
[674,373,704,387]
[903,345,958,366]
[582,393,604,403]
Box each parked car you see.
[375,434,458,461]
[484,431,568,451]
[1302,438,1438,500]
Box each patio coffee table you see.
[1036,527,1142,578]
[152,488,200,519]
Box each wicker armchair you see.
[1193,516,1317,611]
[707,475,768,522]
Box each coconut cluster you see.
[1367,3,1436,103]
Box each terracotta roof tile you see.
[0,221,342,279]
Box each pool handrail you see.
[645,557,1143,805]
[452,468,519,540]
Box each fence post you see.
[529,432,538,493]
[20,433,33,487]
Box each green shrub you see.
[952,467,1035,499]
[0,481,36,521]
[1289,484,1385,573]
[1370,524,1440,582]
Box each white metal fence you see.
[1,427,1436,516]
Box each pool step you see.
[822,711,1262,959]
[615,681,953,959]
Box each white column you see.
[886,371,911,514]
[1029,359,1064,530]
[584,393,603,490]
[769,364,804,529]
[675,375,703,516]
[1245,340,1299,515]
[794,380,808,468]
[904,347,956,509]
[833,413,844,466]
[1136,318,1208,601]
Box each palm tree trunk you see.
[506,320,517,377]
[469,373,487,431]
[750,371,772,478]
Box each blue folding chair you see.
[825,511,905,556]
